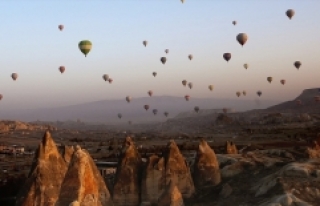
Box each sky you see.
[0,0,320,110]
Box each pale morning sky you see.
[0,0,319,110]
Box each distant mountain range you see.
[0,96,280,123]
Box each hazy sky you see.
[0,0,319,110]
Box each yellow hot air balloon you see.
[78,40,92,57]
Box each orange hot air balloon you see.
[59,66,65,74]
[58,25,64,31]
[144,105,150,111]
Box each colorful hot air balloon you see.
[267,77,273,83]
[286,9,295,19]
[188,54,193,60]
[59,66,65,74]
[160,57,167,64]
[58,25,64,31]
[294,61,301,70]
[188,82,193,89]
[126,96,131,103]
[11,73,18,81]
[165,49,169,54]
[257,91,262,97]
[103,74,109,81]
[236,91,241,97]
[143,40,148,47]
[194,106,199,113]
[152,72,157,77]
[148,90,153,97]
[78,40,92,57]
[182,80,187,87]
[108,78,113,84]
[118,113,122,119]
[185,95,190,101]
[152,109,158,115]
[244,63,249,69]
[236,33,248,47]
[223,53,231,62]
[144,105,150,111]
[232,21,237,26]
[164,112,169,117]
[208,85,214,91]
[280,79,286,85]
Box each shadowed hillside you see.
[266,88,320,113]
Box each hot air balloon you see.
[164,112,169,117]
[152,109,158,115]
[243,91,246,96]
[294,61,301,70]
[78,40,92,57]
[223,53,231,62]
[0,94,2,100]
[182,80,187,87]
[108,78,113,84]
[188,54,193,60]
[232,21,237,26]
[144,105,150,111]
[267,77,273,83]
[236,91,241,97]
[236,33,248,47]
[244,63,249,69]
[194,106,199,113]
[103,74,109,81]
[58,25,64,31]
[11,73,18,81]
[280,79,286,85]
[188,82,193,89]
[181,0,185,3]
[286,9,295,19]
[143,40,148,47]
[148,90,153,97]
[185,95,190,101]
[257,91,262,97]
[160,57,167,64]
[165,49,169,54]
[126,96,131,103]
[118,113,122,119]
[208,85,214,91]
[59,66,65,74]
[152,72,157,77]
[223,108,228,114]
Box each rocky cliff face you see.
[193,139,221,189]
[56,145,113,206]
[0,120,56,133]
[15,131,69,206]
[112,137,142,206]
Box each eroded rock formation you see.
[193,139,221,189]
[56,145,112,206]
[112,137,142,206]
[15,131,68,206]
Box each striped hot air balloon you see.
[78,40,92,57]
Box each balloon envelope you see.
[78,40,92,57]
